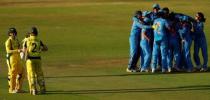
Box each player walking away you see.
[24,27,48,95]
[151,10,170,73]
[193,12,208,72]
[178,16,194,72]
[5,28,25,93]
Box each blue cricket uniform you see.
[193,21,208,69]
[167,21,181,69]
[178,22,193,71]
[150,11,162,68]
[150,12,159,23]
[128,17,151,70]
[140,27,153,71]
[151,18,169,72]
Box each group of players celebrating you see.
[5,27,48,95]
[127,4,208,73]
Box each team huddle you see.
[5,27,48,95]
[127,4,208,73]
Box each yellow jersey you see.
[25,36,44,59]
[5,37,21,55]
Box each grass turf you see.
[0,0,210,100]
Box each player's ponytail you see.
[197,12,206,22]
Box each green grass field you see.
[0,0,210,100]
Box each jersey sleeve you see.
[133,17,152,29]
[141,28,146,33]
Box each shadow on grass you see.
[45,69,210,78]
[46,85,210,95]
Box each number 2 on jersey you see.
[31,43,38,52]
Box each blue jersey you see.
[130,17,142,37]
[178,22,192,41]
[130,17,152,37]
[168,21,181,40]
[174,13,195,22]
[141,28,153,41]
[153,18,170,41]
[150,12,158,23]
[193,21,205,38]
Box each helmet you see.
[8,27,17,36]
[153,4,160,9]
[31,27,38,35]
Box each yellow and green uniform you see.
[25,35,46,93]
[5,37,25,93]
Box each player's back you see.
[153,18,168,41]
[26,36,43,59]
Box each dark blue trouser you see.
[181,39,193,70]
[194,37,208,69]
[167,38,181,68]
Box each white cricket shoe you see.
[9,90,17,94]
[141,69,149,72]
[31,90,37,95]
[200,68,208,72]
[168,68,172,73]
[151,68,156,73]
[126,68,137,73]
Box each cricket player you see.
[178,16,194,72]
[24,27,48,95]
[193,12,208,72]
[128,11,152,72]
[150,4,163,70]
[127,10,144,72]
[151,10,170,73]
[167,12,181,72]
[150,4,160,22]
[140,18,153,72]
[20,32,30,60]
[5,28,25,93]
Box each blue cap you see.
[153,4,160,9]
